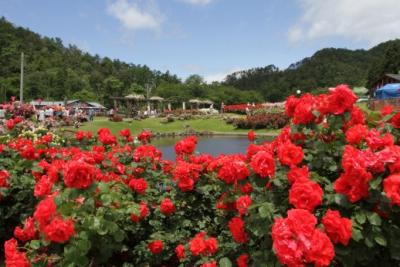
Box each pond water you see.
[153,135,274,160]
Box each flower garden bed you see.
[1,85,400,266]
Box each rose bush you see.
[1,84,400,266]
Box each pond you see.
[153,135,275,160]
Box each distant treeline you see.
[224,40,400,101]
[1,17,400,106]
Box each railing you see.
[369,98,400,111]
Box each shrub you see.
[233,112,289,129]
[3,85,400,266]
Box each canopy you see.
[125,94,145,100]
[375,83,400,100]
[149,96,164,101]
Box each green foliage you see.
[226,42,400,101]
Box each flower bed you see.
[223,103,265,114]
[1,85,400,266]
[233,112,289,129]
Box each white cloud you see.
[107,0,161,31]
[179,0,214,6]
[204,68,241,84]
[289,0,400,45]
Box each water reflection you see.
[153,135,274,161]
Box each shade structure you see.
[149,96,164,101]
[375,83,400,100]
[188,99,201,104]
[125,94,145,100]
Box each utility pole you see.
[20,52,24,103]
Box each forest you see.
[1,17,400,106]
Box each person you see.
[38,109,45,123]
[221,102,225,113]
[0,106,5,120]
[88,108,94,121]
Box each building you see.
[370,73,400,95]
[30,99,107,112]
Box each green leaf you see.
[258,203,272,219]
[369,177,382,190]
[374,235,387,246]
[355,211,366,224]
[219,257,232,267]
[367,213,382,226]
[29,240,41,250]
[352,228,363,242]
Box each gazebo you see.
[110,94,165,116]
[189,99,214,109]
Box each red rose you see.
[97,128,117,145]
[130,201,149,222]
[239,182,253,194]
[390,112,400,128]
[43,217,75,243]
[345,124,368,145]
[200,262,217,267]
[133,145,162,162]
[287,165,309,184]
[235,195,252,215]
[272,209,334,267]
[63,160,96,189]
[137,130,152,144]
[334,169,371,203]
[0,169,10,188]
[278,142,304,167]
[129,178,148,194]
[228,217,248,243]
[34,175,53,198]
[365,129,394,151]
[237,254,249,267]
[344,106,366,129]
[6,119,15,130]
[285,95,299,117]
[178,176,195,192]
[160,198,176,215]
[75,130,85,141]
[381,105,394,116]
[14,217,37,242]
[148,240,163,254]
[175,244,185,260]
[218,159,249,184]
[305,229,335,267]
[247,130,255,142]
[4,238,30,267]
[204,237,218,256]
[34,196,57,228]
[322,209,352,246]
[292,93,316,125]
[384,174,400,206]
[173,161,202,192]
[327,84,357,115]
[119,128,131,138]
[289,180,323,212]
[250,151,275,178]
[175,136,197,155]
[189,233,206,256]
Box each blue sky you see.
[1,0,400,82]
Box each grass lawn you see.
[73,116,279,136]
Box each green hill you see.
[1,16,399,104]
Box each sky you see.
[1,0,400,83]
